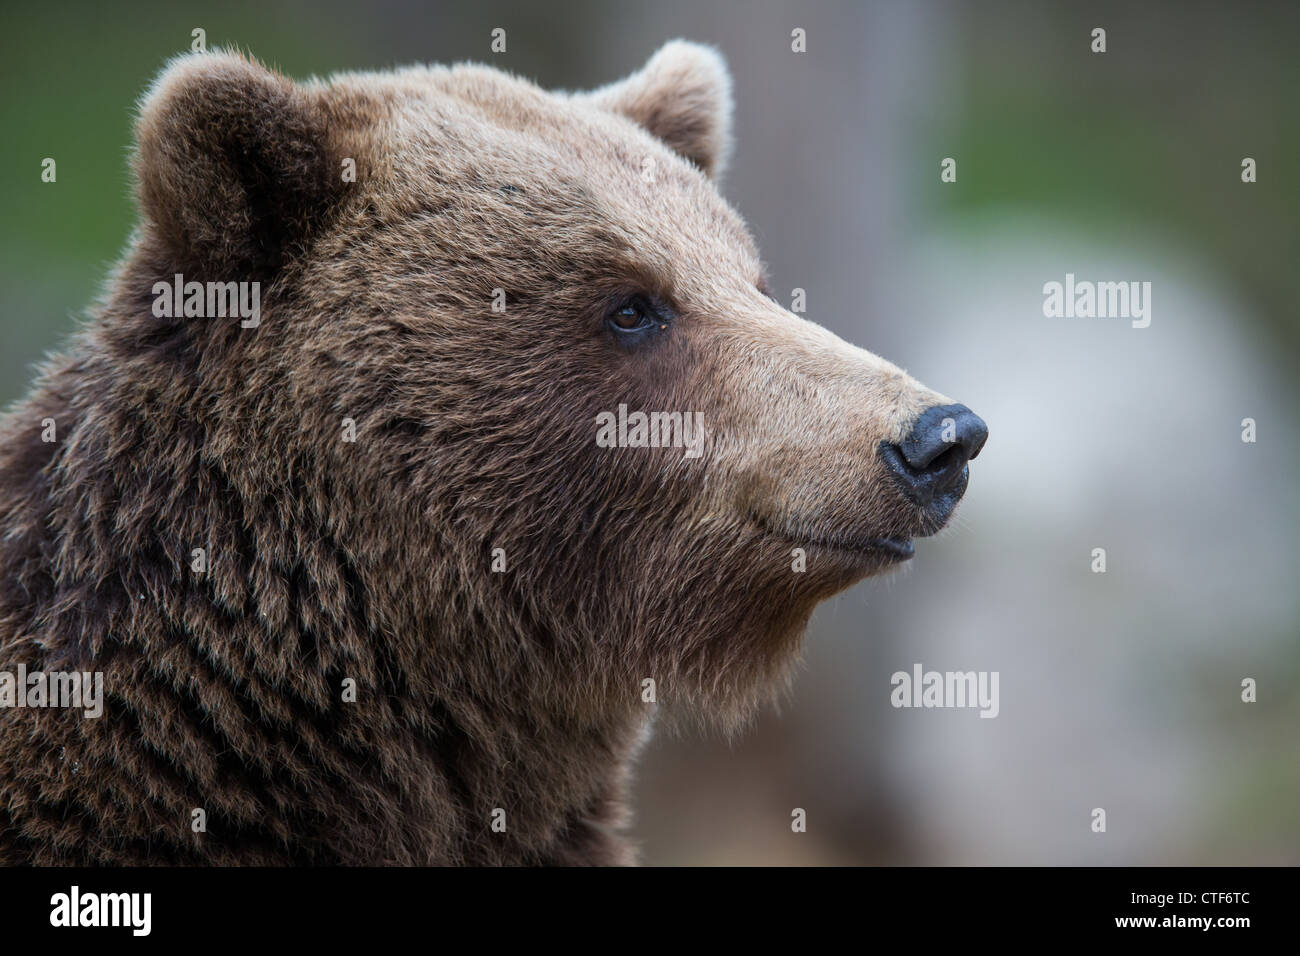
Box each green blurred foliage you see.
[913,3,1300,352]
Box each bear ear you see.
[585,40,734,180]
[134,50,341,277]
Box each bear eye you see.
[607,298,660,334]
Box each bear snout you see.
[878,403,988,529]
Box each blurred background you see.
[2,0,1296,864]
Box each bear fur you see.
[0,42,960,865]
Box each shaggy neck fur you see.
[0,256,673,865]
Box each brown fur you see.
[0,42,952,865]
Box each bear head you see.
[126,41,986,733]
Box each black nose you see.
[881,403,988,507]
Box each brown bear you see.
[0,41,986,865]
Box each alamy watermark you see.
[1043,273,1151,328]
[890,663,999,718]
[50,886,150,936]
[0,663,103,718]
[595,403,705,459]
[152,273,261,328]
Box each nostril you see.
[923,443,963,477]
[898,403,988,471]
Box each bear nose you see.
[881,403,988,507]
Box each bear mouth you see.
[809,533,915,562]
[748,510,916,565]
